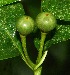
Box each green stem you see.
[34,67,42,75]
[20,34,35,70]
[34,51,48,70]
[37,32,47,63]
[21,53,33,70]
[17,37,32,69]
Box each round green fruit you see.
[16,15,34,35]
[36,12,57,32]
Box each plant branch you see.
[21,53,33,70]
[34,66,42,75]
[34,51,48,70]
[36,32,47,63]
[20,34,35,70]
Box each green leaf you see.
[34,38,40,51]
[41,0,70,21]
[0,3,25,60]
[44,25,70,50]
[34,25,70,51]
[0,0,21,7]
[38,0,70,51]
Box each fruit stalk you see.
[37,32,47,63]
[20,34,35,70]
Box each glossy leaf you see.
[34,38,40,51]
[0,0,21,7]
[34,24,70,51]
[41,0,70,21]
[44,25,70,50]
[34,0,70,51]
[0,3,25,60]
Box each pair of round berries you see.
[16,12,57,35]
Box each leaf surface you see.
[34,24,70,51]
[41,0,70,21]
[0,3,25,60]
[34,0,70,50]
[35,0,70,51]
[0,0,21,7]
[44,25,70,50]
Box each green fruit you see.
[36,12,57,32]
[16,15,34,35]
